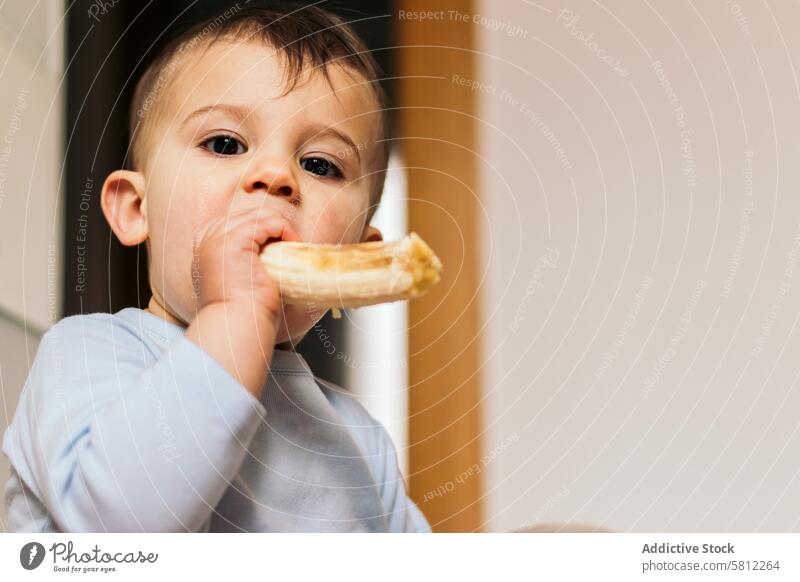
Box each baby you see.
[2,3,430,533]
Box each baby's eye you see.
[300,156,342,178]
[201,135,247,156]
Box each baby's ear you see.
[101,170,148,246]
[361,224,383,243]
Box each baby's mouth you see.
[263,226,297,248]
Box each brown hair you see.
[128,2,389,222]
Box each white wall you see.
[347,153,410,476]
[477,0,800,532]
[0,1,64,332]
[0,316,40,532]
[0,1,64,531]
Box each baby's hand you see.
[185,208,300,396]
[194,207,300,321]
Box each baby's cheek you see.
[306,204,341,243]
[308,195,365,243]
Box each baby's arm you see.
[5,209,299,532]
[8,316,263,532]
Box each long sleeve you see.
[319,382,432,533]
[372,422,432,533]
[3,314,266,532]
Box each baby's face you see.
[141,40,381,342]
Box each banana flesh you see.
[259,232,443,308]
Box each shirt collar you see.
[116,307,313,375]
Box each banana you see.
[259,232,443,309]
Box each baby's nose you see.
[251,179,293,198]
[245,160,298,199]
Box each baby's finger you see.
[248,216,300,247]
[210,208,294,245]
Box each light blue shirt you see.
[2,308,430,533]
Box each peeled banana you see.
[259,232,443,309]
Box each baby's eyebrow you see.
[304,124,361,165]
[181,103,254,127]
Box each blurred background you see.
[2,0,800,532]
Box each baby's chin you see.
[161,291,324,347]
[273,302,324,347]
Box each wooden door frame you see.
[395,0,484,532]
